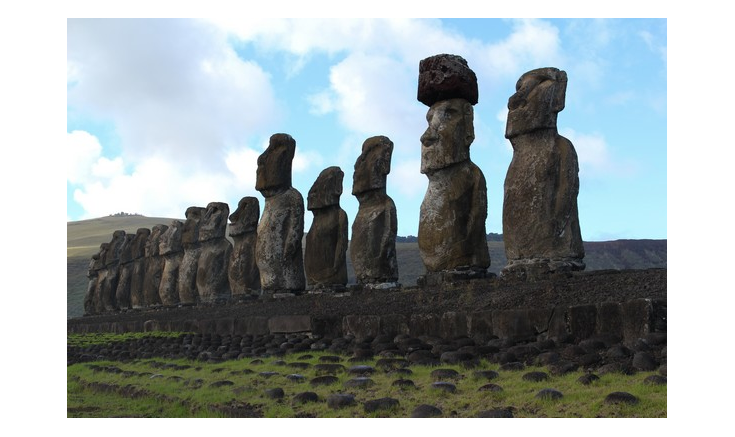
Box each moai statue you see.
[129,228,150,309]
[305,166,349,291]
[502,67,584,278]
[98,230,126,312]
[196,202,233,303]
[350,136,399,288]
[84,243,107,315]
[159,220,184,306]
[228,197,260,300]
[178,206,205,305]
[114,234,136,310]
[417,54,490,281]
[255,133,306,295]
[142,224,167,307]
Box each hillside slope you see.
[67,216,666,318]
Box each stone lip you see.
[418,54,478,106]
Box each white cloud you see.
[392,159,426,198]
[560,128,617,178]
[225,147,261,192]
[73,154,244,220]
[67,130,101,184]
[293,148,324,173]
[67,19,279,172]
[91,156,125,180]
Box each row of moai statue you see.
[83,53,585,315]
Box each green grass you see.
[67,339,666,418]
[67,331,190,348]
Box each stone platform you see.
[68,268,666,347]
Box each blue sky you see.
[67,18,667,241]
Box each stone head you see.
[131,228,151,259]
[105,230,127,266]
[159,220,184,255]
[229,197,260,236]
[308,166,344,210]
[118,234,136,264]
[255,133,296,196]
[352,136,393,196]
[199,202,230,241]
[505,67,567,139]
[420,98,474,174]
[181,206,206,246]
[145,224,168,257]
[92,243,109,271]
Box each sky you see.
[66,18,667,241]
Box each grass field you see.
[67,333,666,418]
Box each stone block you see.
[215,318,234,336]
[342,315,381,342]
[380,314,409,338]
[468,311,493,343]
[492,309,534,341]
[596,302,623,339]
[143,319,159,332]
[311,316,343,338]
[268,315,311,334]
[233,317,269,336]
[409,314,441,338]
[622,299,667,345]
[528,308,554,335]
[568,305,597,340]
[440,312,468,338]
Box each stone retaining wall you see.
[68,297,665,348]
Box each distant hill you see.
[67,216,666,319]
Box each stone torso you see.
[305,207,348,287]
[350,193,398,283]
[503,132,584,263]
[418,160,490,272]
[256,187,306,292]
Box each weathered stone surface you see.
[143,225,167,307]
[129,228,150,309]
[417,54,478,106]
[350,136,398,285]
[197,202,232,303]
[114,234,135,310]
[502,67,584,278]
[84,244,108,315]
[178,207,205,305]
[418,95,490,274]
[228,197,260,298]
[99,230,126,312]
[255,134,306,294]
[159,220,184,306]
[305,166,348,289]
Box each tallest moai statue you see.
[417,54,490,280]
[502,67,584,278]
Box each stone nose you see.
[420,128,437,146]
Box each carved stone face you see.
[420,98,474,174]
[181,206,205,246]
[199,202,230,241]
[352,136,393,196]
[308,166,344,210]
[229,197,260,236]
[255,133,295,196]
[505,67,567,139]
[145,224,168,257]
[159,220,183,255]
